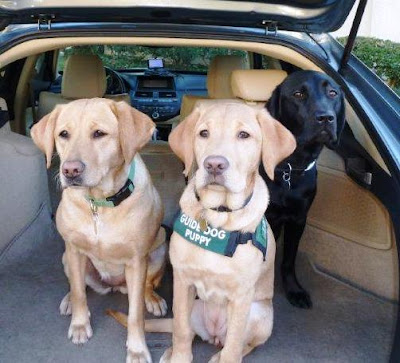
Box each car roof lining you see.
[0,36,389,175]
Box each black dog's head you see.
[267,70,345,149]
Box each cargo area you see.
[0,146,396,362]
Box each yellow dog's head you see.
[169,101,296,195]
[31,98,154,189]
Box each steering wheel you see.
[105,67,127,95]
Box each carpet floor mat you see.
[0,222,396,363]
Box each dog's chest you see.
[56,201,139,262]
[170,234,262,303]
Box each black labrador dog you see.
[262,70,345,308]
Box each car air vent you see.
[159,91,177,98]
[135,91,153,98]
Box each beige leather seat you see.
[179,55,249,120]
[37,54,130,119]
[0,98,51,254]
[231,69,288,104]
[191,69,288,113]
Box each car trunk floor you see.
[0,209,396,363]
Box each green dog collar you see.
[85,160,136,208]
[173,212,268,260]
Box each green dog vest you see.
[173,212,268,260]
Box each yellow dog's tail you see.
[106,309,173,333]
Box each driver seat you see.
[37,54,130,119]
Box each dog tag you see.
[199,217,208,232]
[89,200,99,235]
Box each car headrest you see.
[207,55,249,99]
[62,54,107,99]
[231,69,287,102]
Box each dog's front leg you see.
[125,257,152,363]
[160,270,196,363]
[210,292,253,363]
[282,218,312,309]
[65,243,92,344]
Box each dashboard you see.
[120,70,207,122]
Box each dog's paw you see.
[68,321,93,344]
[208,352,221,363]
[113,285,128,294]
[60,292,72,315]
[159,347,172,363]
[160,348,192,363]
[286,289,312,309]
[126,347,152,363]
[145,291,167,317]
[283,273,313,309]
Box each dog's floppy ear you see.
[112,101,155,163]
[31,106,63,169]
[257,108,296,180]
[266,84,281,119]
[328,91,346,150]
[169,107,201,177]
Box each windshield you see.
[57,45,248,73]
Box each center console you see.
[131,75,180,122]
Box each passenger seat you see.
[37,54,130,119]
[179,55,249,121]
[191,69,287,114]
[231,69,287,105]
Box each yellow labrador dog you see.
[31,98,167,363]
[159,101,296,363]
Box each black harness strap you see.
[225,231,267,260]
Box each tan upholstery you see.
[38,92,69,119]
[231,69,287,101]
[179,55,249,121]
[0,106,51,252]
[62,55,107,99]
[141,141,186,227]
[299,147,397,300]
[186,70,287,117]
[37,54,130,119]
[207,55,249,99]
[308,166,393,250]
[179,94,209,121]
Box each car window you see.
[56,45,248,73]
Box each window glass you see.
[57,45,248,73]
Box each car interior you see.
[0,37,397,362]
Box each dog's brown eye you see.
[293,91,305,99]
[93,130,107,138]
[329,90,338,97]
[199,130,209,138]
[238,131,250,139]
[59,130,69,139]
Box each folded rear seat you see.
[141,141,185,228]
[0,100,53,265]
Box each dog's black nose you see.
[315,112,335,124]
[62,160,85,179]
[204,156,229,175]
